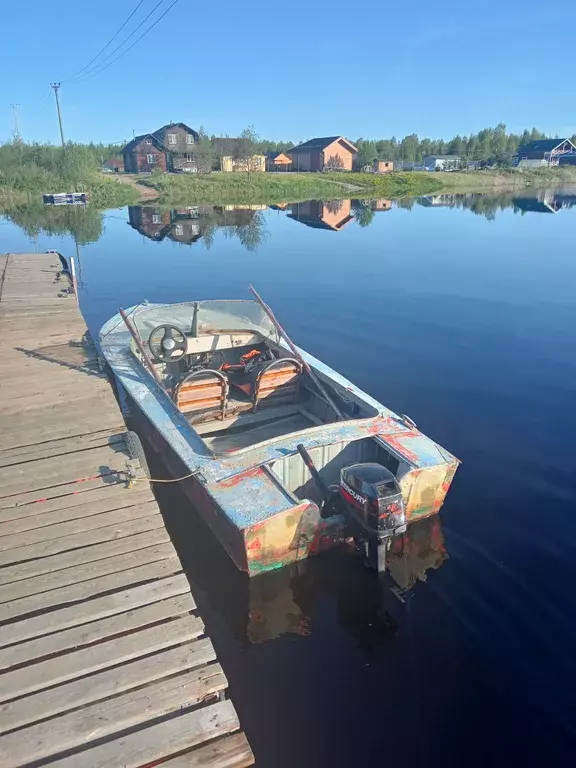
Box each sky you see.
[1,0,575,146]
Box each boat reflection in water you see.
[242,516,447,647]
[160,466,448,648]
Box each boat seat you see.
[253,358,302,411]
[175,369,228,423]
[228,357,302,410]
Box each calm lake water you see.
[2,189,576,766]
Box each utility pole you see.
[10,103,21,142]
[50,83,65,146]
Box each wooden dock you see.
[0,252,254,768]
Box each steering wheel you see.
[148,324,187,362]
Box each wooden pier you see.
[0,253,254,768]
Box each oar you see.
[248,284,344,420]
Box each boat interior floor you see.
[190,405,317,453]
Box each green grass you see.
[434,165,576,191]
[0,176,138,209]
[0,142,139,212]
[142,170,443,205]
[322,171,442,196]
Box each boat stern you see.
[206,467,346,576]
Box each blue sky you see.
[2,0,575,146]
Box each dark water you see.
[2,189,576,766]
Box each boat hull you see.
[130,398,347,575]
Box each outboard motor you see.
[339,463,406,572]
[296,445,406,573]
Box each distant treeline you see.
[208,124,576,167]
[353,124,576,167]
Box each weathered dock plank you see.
[0,637,216,733]
[0,252,253,768]
[47,700,241,768]
[0,593,196,670]
[0,526,171,584]
[0,664,228,766]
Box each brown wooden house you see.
[287,136,357,171]
[122,123,200,173]
[122,135,167,174]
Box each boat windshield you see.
[132,300,280,343]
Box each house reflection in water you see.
[288,199,354,231]
[128,206,202,244]
[370,199,392,212]
[418,194,462,208]
[513,189,576,214]
[127,204,263,247]
[415,189,576,218]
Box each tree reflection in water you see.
[4,189,573,255]
[2,201,104,244]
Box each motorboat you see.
[99,290,459,576]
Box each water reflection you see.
[2,201,104,244]
[171,504,447,648]
[127,204,269,251]
[287,199,355,231]
[128,206,202,244]
[414,187,576,218]
[2,188,575,252]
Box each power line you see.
[75,0,180,83]
[63,0,148,82]
[41,87,54,108]
[70,0,178,84]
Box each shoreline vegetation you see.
[137,169,443,205]
[1,139,576,213]
[138,166,576,206]
[0,143,140,210]
[4,166,576,212]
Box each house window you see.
[146,139,152,145]
[168,134,177,144]
[175,224,183,236]
[186,134,195,144]
[152,214,161,224]
[184,153,194,162]
[146,154,156,164]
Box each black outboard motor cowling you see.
[339,463,407,572]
